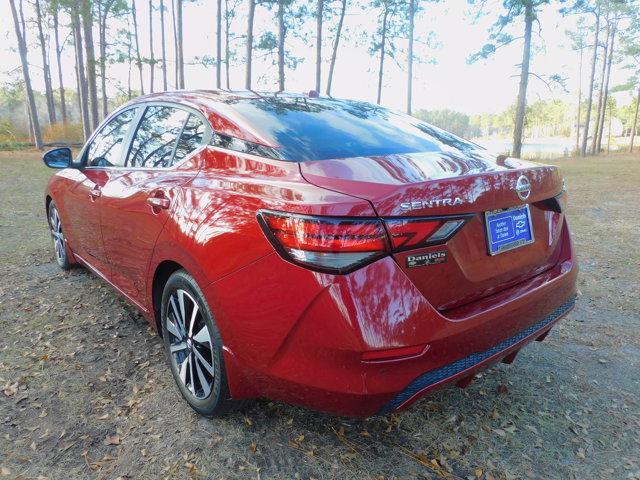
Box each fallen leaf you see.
[3,382,18,397]
[249,442,257,453]
[30,441,37,451]
[103,434,120,446]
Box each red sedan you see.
[42,90,577,417]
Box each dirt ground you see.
[1,151,639,480]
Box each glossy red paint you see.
[44,91,578,417]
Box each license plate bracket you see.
[485,205,534,255]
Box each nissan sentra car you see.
[42,90,577,417]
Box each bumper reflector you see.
[362,344,428,362]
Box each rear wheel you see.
[48,202,71,270]
[160,270,238,417]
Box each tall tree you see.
[372,0,394,104]
[567,19,588,153]
[512,2,533,159]
[618,9,640,152]
[406,0,415,114]
[596,20,616,153]
[176,0,185,88]
[216,0,222,88]
[581,4,601,157]
[149,0,155,93]
[245,0,256,89]
[81,0,99,130]
[315,0,323,93]
[131,0,145,94]
[277,0,286,91]
[326,0,346,95]
[470,0,566,158]
[591,13,610,155]
[9,0,43,148]
[160,0,168,90]
[35,0,57,125]
[71,4,91,139]
[52,5,67,123]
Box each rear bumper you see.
[208,220,578,417]
[378,296,575,414]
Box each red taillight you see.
[257,211,388,274]
[384,217,469,252]
[258,210,471,274]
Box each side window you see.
[86,108,136,167]
[127,106,190,168]
[174,114,206,162]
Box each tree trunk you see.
[581,9,600,157]
[171,0,178,87]
[606,101,612,153]
[98,2,110,119]
[160,0,168,90]
[596,23,615,154]
[53,10,67,123]
[315,0,323,93]
[35,0,56,125]
[326,0,346,96]
[72,7,91,140]
[591,17,609,155]
[132,0,145,94]
[149,0,155,93]
[245,0,256,89]
[177,0,185,88]
[376,2,389,105]
[512,2,533,159]
[575,46,582,154]
[216,0,222,88]
[630,85,640,153]
[277,0,285,91]
[406,0,415,115]
[225,0,230,88]
[81,0,99,131]
[10,0,43,148]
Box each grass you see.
[0,150,639,480]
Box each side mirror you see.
[43,147,72,169]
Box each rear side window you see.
[174,114,206,162]
[127,106,190,168]
[225,98,479,161]
[86,108,137,167]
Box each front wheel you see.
[160,270,239,417]
[48,202,72,270]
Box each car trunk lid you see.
[300,150,566,311]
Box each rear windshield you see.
[223,97,480,161]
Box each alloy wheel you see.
[49,205,65,264]
[165,289,216,399]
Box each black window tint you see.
[86,109,136,167]
[174,114,205,162]
[127,106,190,168]
[224,97,479,161]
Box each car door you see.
[99,104,210,304]
[63,107,139,276]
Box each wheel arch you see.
[151,260,185,336]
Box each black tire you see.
[48,201,72,270]
[160,269,238,417]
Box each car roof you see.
[123,89,321,147]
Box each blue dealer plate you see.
[485,205,534,255]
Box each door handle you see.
[89,186,101,200]
[147,194,170,210]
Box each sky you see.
[0,0,635,116]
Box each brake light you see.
[257,211,388,274]
[384,217,469,252]
[258,211,471,274]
